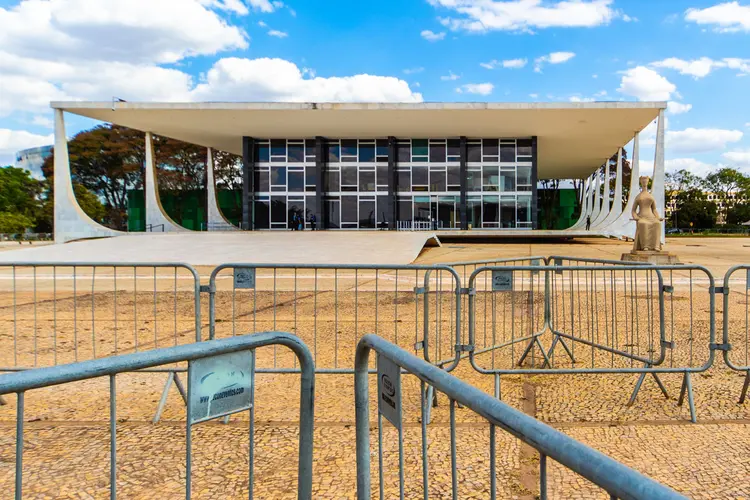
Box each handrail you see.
[354,334,686,500]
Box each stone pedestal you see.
[621,250,680,264]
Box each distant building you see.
[15,145,53,178]
[666,190,748,225]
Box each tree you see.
[213,150,243,191]
[702,167,749,206]
[726,203,750,225]
[672,189,717,229]
[0,213,34,233]
[34,181,107,233]
[0,166,43,220]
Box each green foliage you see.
[0,166,43,217]
[0,212,34,233]
[726,203,750,225]
[671,189,717,229]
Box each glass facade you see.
[250,137,535,230]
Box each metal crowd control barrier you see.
[0,262,202,420]
[354,334,686,500]
[722,265,750,403]
[207,264,462,373]
[0,262,202,370]
[467,264,717,423]
[0,331,314,500]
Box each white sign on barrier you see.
[189,351,254,424]
[377,354,402,430]
[492,270,513,292]
[234,268,256,289]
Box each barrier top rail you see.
[354,334,686,500]
[0,332,315,500]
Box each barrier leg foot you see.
[651,373,670,400]
[153,372,175,423]
[0,395,7,406]
[535,337,552,369]
[685,373,697,423]
[173,373,188,404]
[677,373,687,406]
[517,338,537,367]
[557,337,575,363]
[544,335,560,367]
[740,371,750,405]
[628,372,648,406]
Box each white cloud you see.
[651,56,750,78]
[722,149,750,170]
[534,51,575,72]
[32,115,54,129]
[685,2,750,33]
[529,93,539,98]
[0,0,248,65]
[617,66,676,101]
[441,71,460,81]
[421,29,446,41]
[190,57,423,102]
[480,58,527,69]
[667,128,743,154]
[245,0,276,13]
[258,20,268,27]
[430,0,618,32]
[746,122,750,127]
[456,83,494,95]
[569,96,595,102]
[0,129,54,167]
[665,158,716,177]
[413,82,421,88]
[403,67,425,74]
[667,102,692,114]
[208,0,249,14]
[267,29,288,38]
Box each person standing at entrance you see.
[310,213,316,231]
[586,215,591,231]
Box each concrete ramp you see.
[0,232,441,266]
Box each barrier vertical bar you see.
[15,391,24,500]
[110,374,117,499]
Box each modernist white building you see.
[50,101,666,243]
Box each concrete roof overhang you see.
[51,101,665,179]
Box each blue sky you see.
[1,0,749,177]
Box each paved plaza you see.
[0,236,749,498]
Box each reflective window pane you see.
[342,195,358,223]
[271,139,286,158]
[288,144,304,162]
[500,195,516,228]
[517,138,532,158]
[376,139,389,159]
[430,143,446,163]
[467,142,481,162]
[447,139,460,161]
[482,196,499,224]
[377,165,388,188]
[359,170,375,191]
[255,170,270,191]
[359,143,376,162]
[397,170,410,192]
[482,139,498,157]
[359,199,376,228]
[500,142,515,162]
[430,170,446,191]
[255,143,270,163]
[326,171,340,191]
[306,166,317,187]
[412,166,428,186]
[254,199,270,229]
[397,142,411,162]
[483,165,499,191]
[271,166,286,186]
[398,197,412,222]
[271,196,286,223]
[467,170,482,191]
[341,139,358,158]
[288,170,304,192]
[341,166,357,186]
[447,166,460,187]
[412,139,428,158]
[328,144,340,162]
[517,165,531,186]
[500,169,516,192]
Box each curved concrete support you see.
[206,147,239,231]
[600,148,624,230]
[652,109,666,244]
[589,168,603,223]
[54,109,125,243]
[591,158,611,229]
[609,133,641,239]
[145,132,188,233]
[569,176,591,229]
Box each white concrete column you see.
[206,147,238,231]
[652,109,666,244]
[569,177,590,229]
[601,148,624,231]
[53,109,124,243]
[144,132,187,232]
[610,133,641,239]
[591,157,611,228]
[589,168,603,223]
